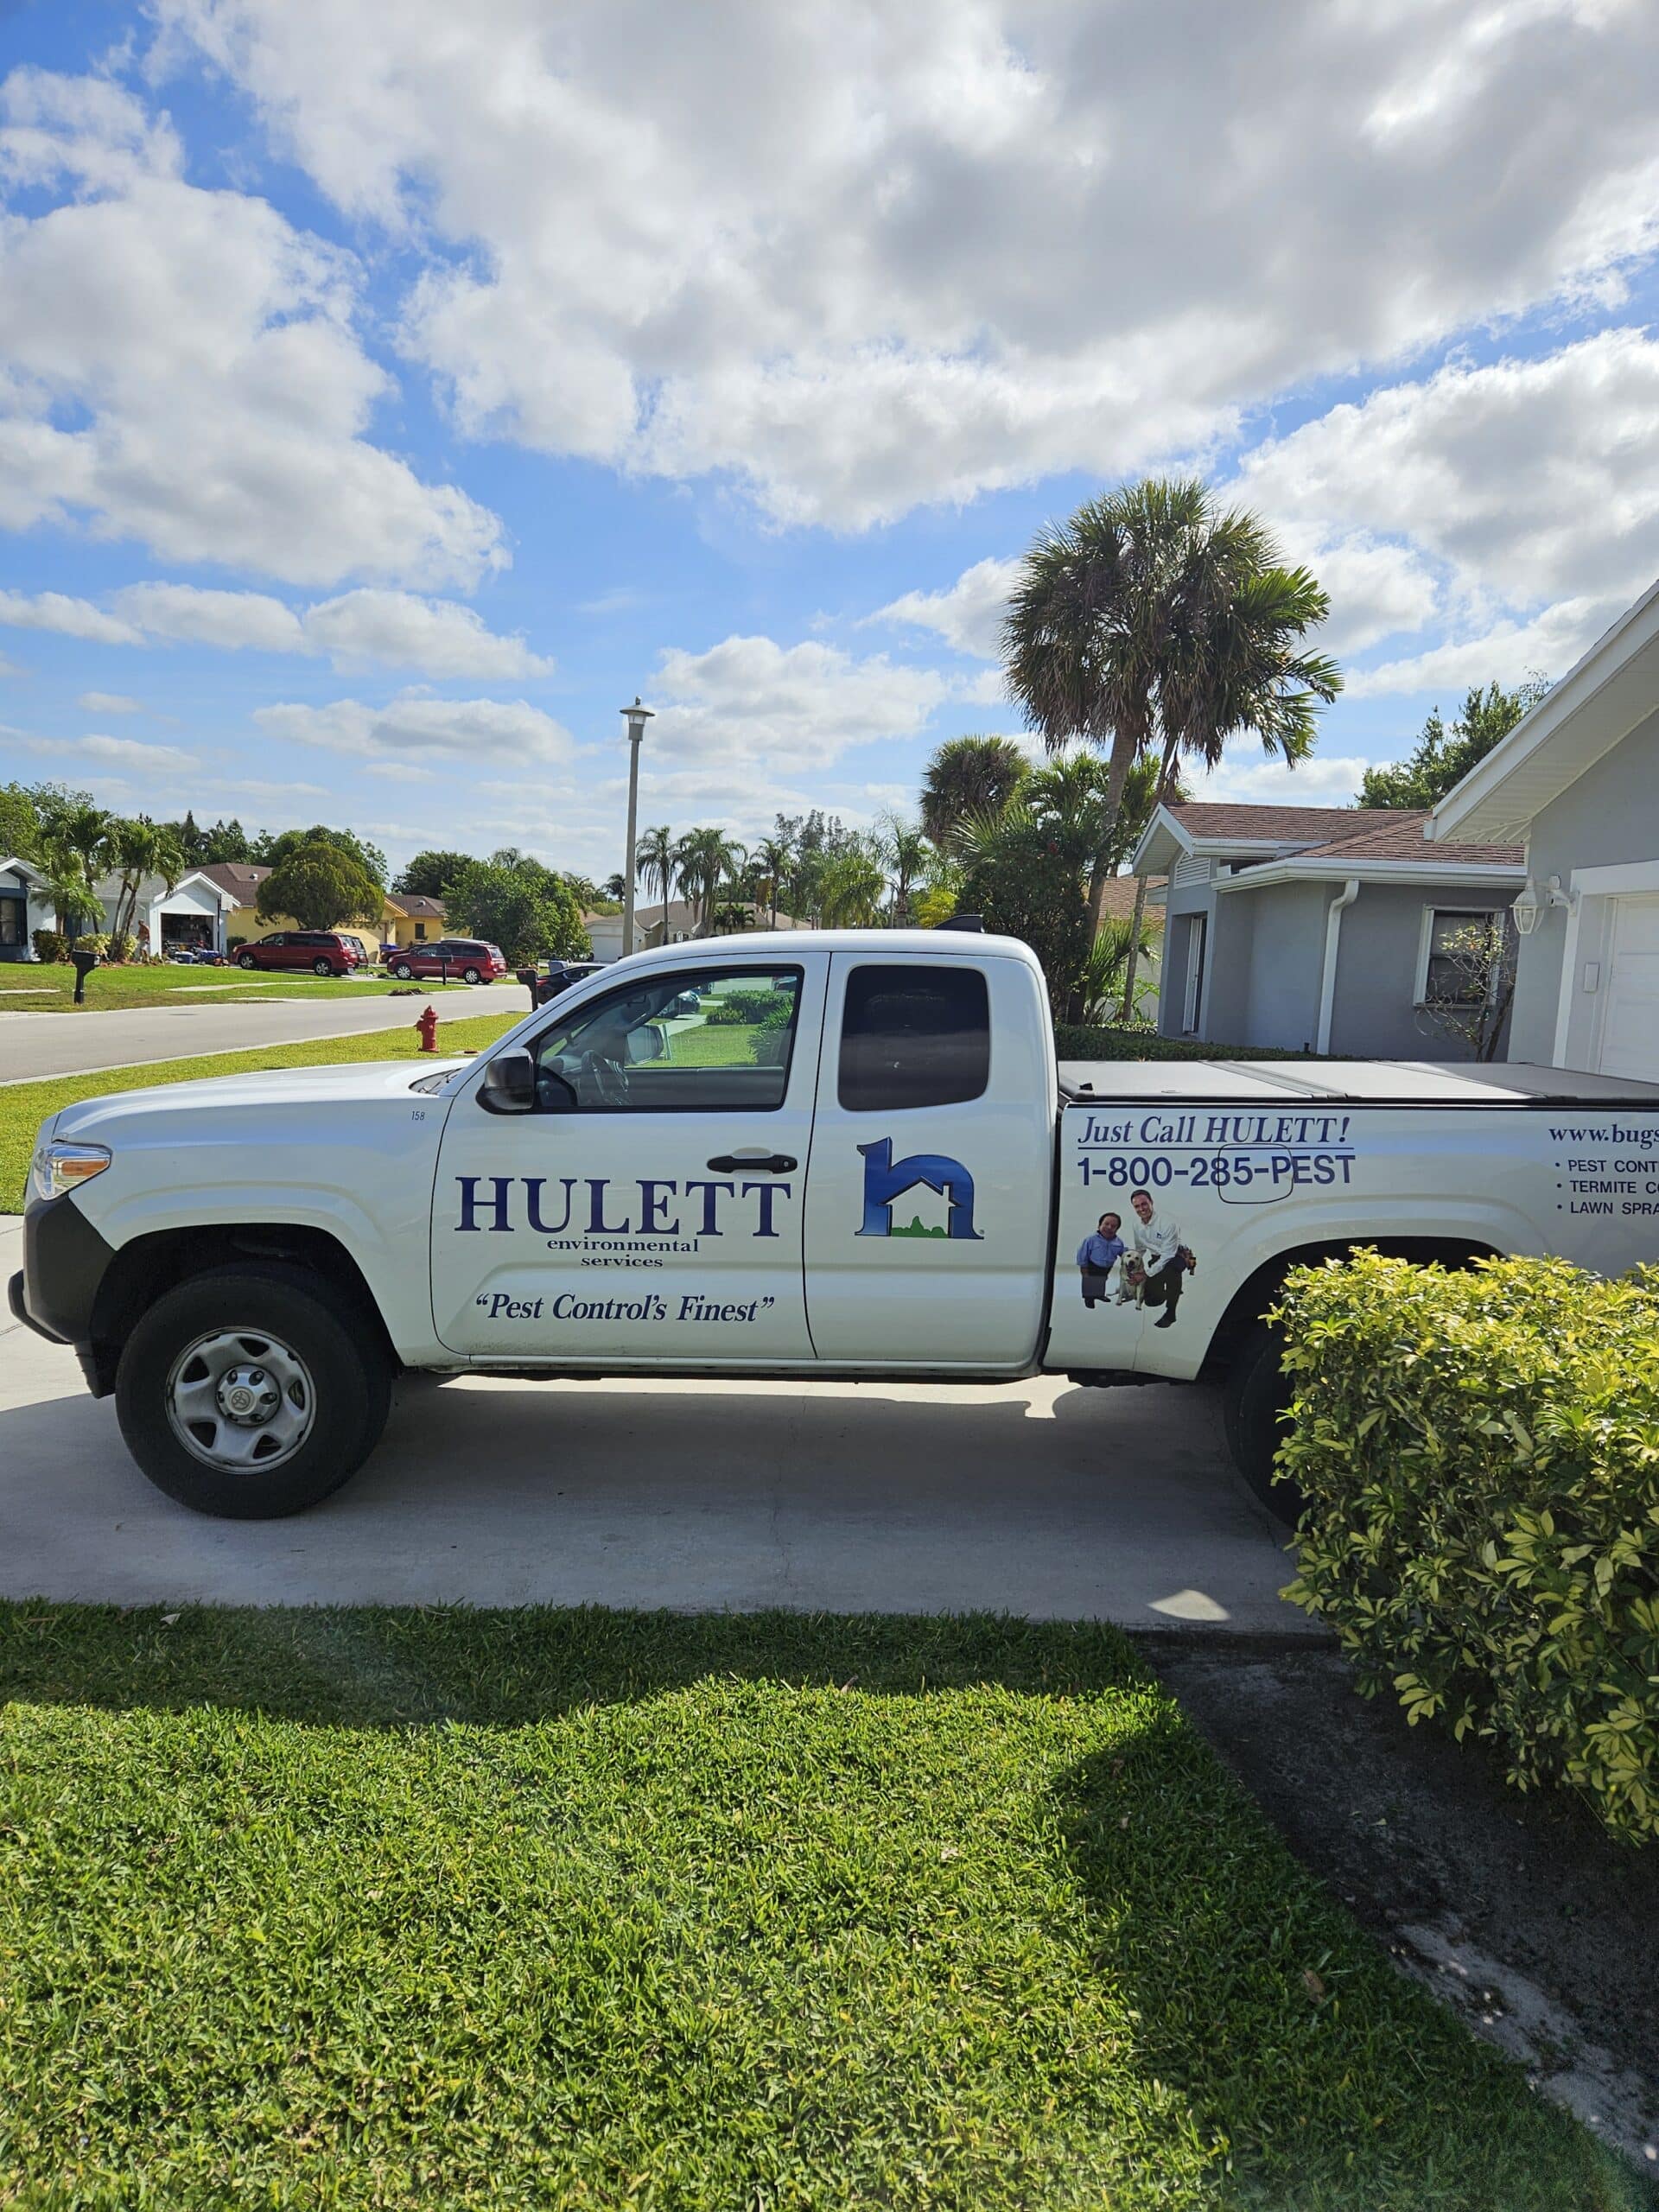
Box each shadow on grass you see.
[1,1604,1649,2211]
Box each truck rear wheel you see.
[1222,1320,1305,1524]
[115,1265,391,1518]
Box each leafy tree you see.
[749,832,794,928]
[877,815,931,925]
[252,823,388,886]
[35,836,101,942]
[0,782,41,859]
[1076,915,1158,1024]
[257,840,385,931]
[27,782,99,844]
[817,839,887,927]
[1414,913,1518,1063]
[198,817,251,864]
[918,735,1029,849]
[1003,476,1340,938]
[1359,679,1548,810]
[393,849,474,900]
[955,799,1092,1019]
[446,857,586,963]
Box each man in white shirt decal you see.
[1128,1187,1188,1329]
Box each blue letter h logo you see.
[856,1138,982,1239]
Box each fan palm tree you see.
[751,833,795,928]
[1002,477,1341,943]
[108,818,186,949]
[35,834,99,944]
[918,734,1029,850]
[674,827,747,937]
[637,824,675,944]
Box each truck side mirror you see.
[479,1048,535,1113]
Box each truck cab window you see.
[838,964,990,1111]
[531,968,802,1112]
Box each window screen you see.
[838,963,990,1111]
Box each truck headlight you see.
[29,1141,111,1206]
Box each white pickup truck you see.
[14,928,1659,1519]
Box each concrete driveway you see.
[0,1218,1311,1630]
[0,985,526,1084]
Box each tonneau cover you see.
[1057,1058,1659,1105]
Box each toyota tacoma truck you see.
[13,929,1659,1518]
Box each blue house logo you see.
[857,1138,982,1241]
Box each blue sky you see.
[2,0,1658,880]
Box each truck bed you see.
[1058,1058,1659,1105]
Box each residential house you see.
[0,856,52,960]
[1428,576,1659,1082]
[581,910,650,963]
[1132,802,1525,1057]
[198,862,398,951]
[638,899,801,950]
[91,867,238,956]
[384,893,447,947]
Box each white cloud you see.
[868,557,1020,659]
[254,689,575,763]
[75,690,142,713]
[0,589,142,645]
[114,583,305,652]
[60,733,199,773]
[1189,753,1372,808]
[156,0,1659,525]
[299,589,551,677]
[0,66,505,586]
[650,635,948,773]
[1344,598,1613,698]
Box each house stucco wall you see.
[1508,706,1659,1065]
[1233,880,1329,1050]
[1325,880,1509,1061]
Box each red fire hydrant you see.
[415,1004,439,1054]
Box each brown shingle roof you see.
[1099,874,1166,925]
[197,861,271,899]
[386,892,446,918]
[1290,816,1522,866]
[1166,801,1399,843]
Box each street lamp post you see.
[620,696,653,959]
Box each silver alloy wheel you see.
[164,1327,317,1473]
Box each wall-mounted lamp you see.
[1511,874,1573,936]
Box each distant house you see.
[85,866,238,956]
[1429,576,1659,1082]
[383,892,446,947]
[581,910,650,963]
[197,862,404,951]
[0,856,52,961]
[1131,802,1525,1057]
[637,899,801,950]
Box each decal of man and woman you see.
[1075,1189,1196,1328]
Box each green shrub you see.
[1277,1250,1659,1842]
[30,930,67,965]
[1054,1023,1310,1061]
[706,986,792,1027]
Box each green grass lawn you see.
[1,1011,520,1210]
[0,1607,1643,2211]
[0,963,522,1012]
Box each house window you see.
[1420,908,1501,1005]
[838,964,990,1112]
[0,893,23,947]
[414,921,427,940]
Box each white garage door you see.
[1598,893,1659,1082]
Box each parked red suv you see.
[235,931,369,977]
[387,938,508,984]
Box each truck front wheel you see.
[115,1265,391,1517]
[1221,1320,1305,1524]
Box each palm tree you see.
[878,814,931,925]
[751,833,794,928]
[1002,476,1340,941]
[108,818,185,949]
[35,833,100,944]
[918,734,1029,850]
[637,824,675,944]
[1077,916,1157,1024]
[817,840,888,928]
[674,827,747,937]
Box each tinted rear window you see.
[837,963,991,1112]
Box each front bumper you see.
[13,1197,117,1347]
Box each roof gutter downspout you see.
[1315,879,1360,1055]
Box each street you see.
[0,987,519,1084]
[0,1218,1309,1629]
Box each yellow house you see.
[200,864,440,950]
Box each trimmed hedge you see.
[1054,1023,1308,1061]
[1277,1250,1659,1842]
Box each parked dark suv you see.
[235,931,367,977]
[388,938,507,984]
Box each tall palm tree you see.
[918,734,1029,850]
[878,814,931,925]
[817,839,887,929]
[1002,476,1341,940]
[108,818,185,948]
[751,833,794,928]
[674,827,746,937]
[637,824,675,944]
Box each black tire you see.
[237,950,257,969]
[393,961,413,981]
[115,1265,391,1518]
[312,957,333,976]
[1222,1319,1306,1522]
[463,965,482,985]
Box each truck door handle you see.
[706,1153,797,1174]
